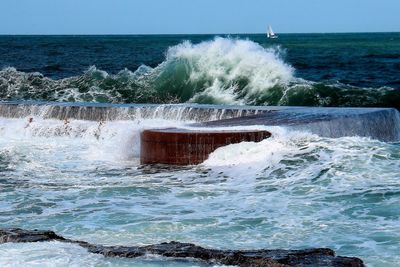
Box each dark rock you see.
[0,228,65,243]
[0,228,365,267]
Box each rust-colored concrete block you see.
[140,128,271,165]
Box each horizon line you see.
[0,30,399,36]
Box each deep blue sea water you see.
[0,33,399,108]
[0,34,399,267]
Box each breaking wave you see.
[0,37,399,109]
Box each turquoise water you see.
[0,33,399,266]
[0,116,399,266]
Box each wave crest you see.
[0,37,399,109]
[161,37,294,104]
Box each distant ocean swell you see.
[0,37,399,109]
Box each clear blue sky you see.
[1,0,399,34]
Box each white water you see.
[0,116,191,163]
[1,37,397,108]
[164,37,294,104]
[0,38,296,106]
[0,242,208,267]
[0,116,399,266]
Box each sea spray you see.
[160,38,294,104]
[1,37,398,108]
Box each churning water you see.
[0,34,399,266]
[1,34,399,108]
[0,106,398,266]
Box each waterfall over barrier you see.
[1,101,398,139]
[0,102,398,140]
[0,101,398,165]
[200,106,400,142]
[0,101,265,122]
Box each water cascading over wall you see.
[0,101,266,122]
[0,101,399,142]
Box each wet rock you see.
[0,228,65,243]
[0,228,364,267]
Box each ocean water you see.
[0,34,399,267]
[0,33,399,108]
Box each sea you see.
[0,33,399,266]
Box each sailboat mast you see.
[267,25,278,39]
[269,25,274,36]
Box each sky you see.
[1,0,399,34]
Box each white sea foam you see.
[204,126,400,196]
[0,116,399,266]
[164,37,294,104]
[0,38,295,105]
[0,117,188,163]
[203,127,315,176]
[0,242,206,267]
[1,38,397,107]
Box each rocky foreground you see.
[0,228,364,267]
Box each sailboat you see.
[267,25,278,39]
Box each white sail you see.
[267,25,278,38]
[268,25,275,36]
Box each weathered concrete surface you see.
[141,129,271,165]
[0,228,365,267]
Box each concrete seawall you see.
[199,107,400,142]
[141,128,271,165]
[0,102,398,165]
